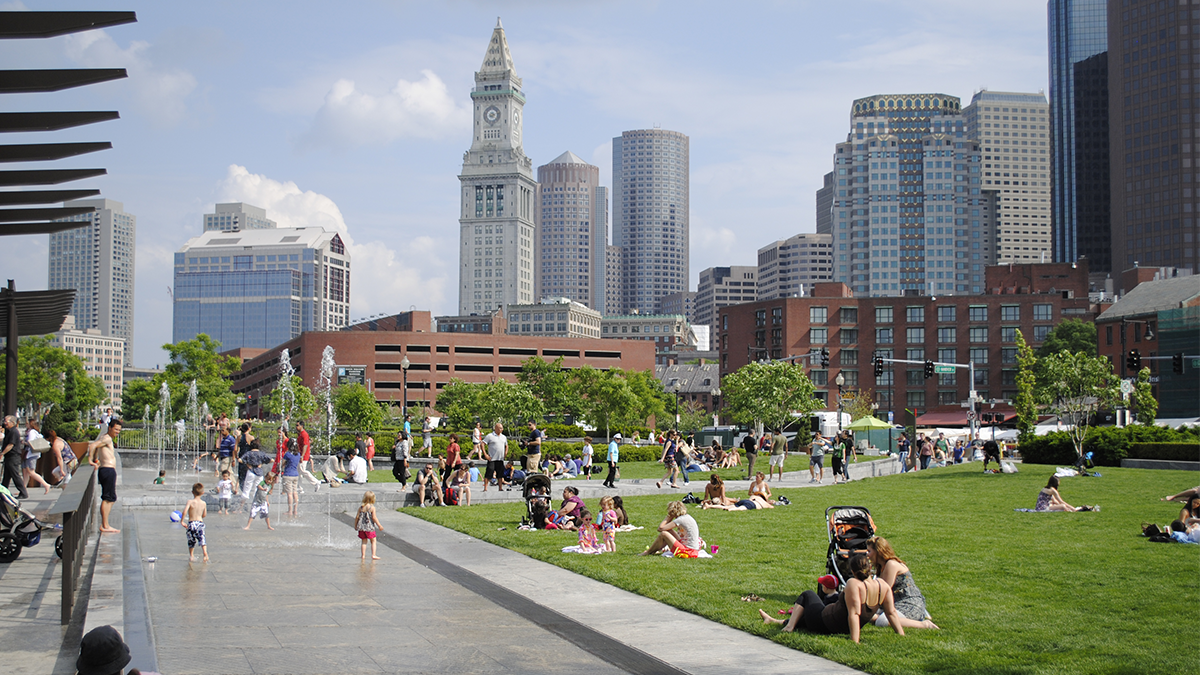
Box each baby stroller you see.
[1073,451,1099,477]
[0,485,59,563]
[522,474,552,528]
[825,505,876,587]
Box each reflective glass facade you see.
[172,270,305,350]
[1049,0,1110,270]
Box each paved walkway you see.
[2,458,911,674]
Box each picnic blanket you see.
[561,545,606,554]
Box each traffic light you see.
[1174,353,1185,374]
[1126,349,1141,371]
[820,348,830,368]
[923,360,935,379]
[873,354,884,376]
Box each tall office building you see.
[756,233,834,299]
[965,91,1052,265]
[204,202,276,232]
[611,128,689,314]
[815,172,834,234]
[1108,1,1197,276]
[172,226,350,350]
[1048,0,1111,271]
[829,94,992,297]
[535,152,607,311]
[49,199,136,365]
[694,266,757,336]
[458,19,538,315]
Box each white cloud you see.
[299,70,471,148]
[214,165,448,318]
[63,30,197,128]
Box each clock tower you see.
[458,18,537,315]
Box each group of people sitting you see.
[699,472,778,510]
[655,431,736,488]
[528,485,629,533]
[758,536,938,642]
[1144,487,1200,543]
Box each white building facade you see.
[204,202,276,233]
[756,233,835,300]
[458,20,538,315]
[49,198,136,365]
[506,298,602,338]
[49,315,126,406]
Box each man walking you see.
[769,428,788,482]
[482,422,509,492]
[741,431,758,481]
[524,421,544,474]
[602,433,621,488]
[1,415,28,498]
[86,418,123,534]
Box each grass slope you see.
[406,463,1198,675]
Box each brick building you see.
[232,312,655,418]
[718,262,1101,421]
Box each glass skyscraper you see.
[1049,0,1110,271]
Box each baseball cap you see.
[613,433,622,440]
[817,574,838,590]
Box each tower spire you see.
[479,18,516,76]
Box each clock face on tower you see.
[485,106,500,125]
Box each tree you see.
[1036,318,1097,359]
[843,388,876,422]
[262,375,318,423]
[155,334,242,418]
[474,379,543,427]
[0,336,96,415]
[1014,329,1038,437]
[574,366,639,440]
[434,379,486,429]
[333,383,385,433]
[674,400,712,434]
[1130,367,1158,425]
[121,379,157,420]
[721,361,821,431]
[1037,351,1121,458]
[517,356,581,418]
[622,368,668,428]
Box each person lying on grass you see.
[758,553,909,642]
[1035,476,1098,512]
[1161,486,1200,504]
[639,500,701,556]
[866,536,939,630]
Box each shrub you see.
[540,423,586,439]
[1017,431,1077,466]
[1127,443,1200,462]
[1022,425,1200,466]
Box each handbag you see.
[28,436,51,453]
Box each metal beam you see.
[0,69,127,94]
[0,221,91,236]
[0,206,96,222]
[0,168,106,186]
[0,189,100,206]
[0,11,137,39]
[0,111,119,133]
[0,141,111,163]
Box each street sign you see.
[934,365,955,374]
[887,411,894,423]
[966,410,976,421]
[1192,358,1200,369]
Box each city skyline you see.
[0,2,1052,367]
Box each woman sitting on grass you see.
[865,536,939,630]
[1175,495,1200,527]
[1035,476,1098,512]
[612,495,629,526]
[700,474,735,508]
[758,553,907,643]
[639,501,701,556]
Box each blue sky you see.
[2,0,1050,367]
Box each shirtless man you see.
[86,418,123,534]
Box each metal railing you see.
[47,465,95,625]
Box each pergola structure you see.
[0,11,135,415]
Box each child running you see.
[182,482,209,562]
[216,471,233,514]
[244,472,276,530]
[599,495,618,552]
[356,491,383,560]
[577,511,601,553]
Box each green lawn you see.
[366,456,818,484]
[404,463,1198,675]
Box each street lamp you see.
[835,372,845,435]
[672,381,682,431]
[400,355,410,417]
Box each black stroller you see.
[0,485,60,563]
[522,474,552,528]
[825,505,876,587]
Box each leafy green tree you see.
[623,368,668,428]
[1014,329,1038,437]
[262,375,318,423]
[61,367,107,422]
[517,356,581,418]
[844,388,877,422]
[1037,351,1121,458]
[474,379,543,427]
[1036,318,1097,358]
[721,361,821,431]
[434,378,486,429]
[573,366,639,440]
[121,379,157,420]
[155,334,242,418]
[674,399,712,434]
[1130,367,1158,425]
[333,383,385,432]
[0,336,106,418]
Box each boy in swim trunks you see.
[183,482,209,562]
[244,473,276,531]
[86,419,123,534]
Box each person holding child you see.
[356,491,383,560]
[639,501,701,556]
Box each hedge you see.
[1127,442,1200,462]
[1020,425,1200,466]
